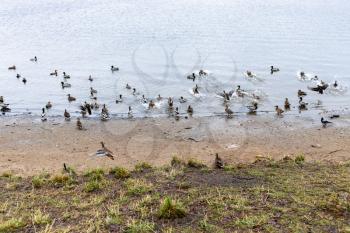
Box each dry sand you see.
[1,114,350,176]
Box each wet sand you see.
[1,115,350,176]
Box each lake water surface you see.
[0,0,349,119]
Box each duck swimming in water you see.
[298,90,307,97]
[67,94,76,102]
[116,94,123,104]
[50,70,58,76]
[247,102,258,113]
[179,96,187,103]
[16,74,21,79]
[8,65,16,70]
[193,84,199,94]
[90,87,97,94]
[0,96,3,104]
[270,66,280,74]
[64,109,71,120]
[333,81,338,88]
[30,56,37,62]
[111,66,119,72]
[128,106,133,117]
[284,98,290,110]
[46,101,52,109]
[22,78,27,84]
[88,75,93,82]
[63,72,71,79]
[1,105,10,113]
[126,83,131,89]
[149,100,155,108]
[298,97,308,110]
[275,105,284,116]
[168,97,174,109]
[61,81,71,88]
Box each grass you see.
[158,197,186,219]
[1,158,350,232]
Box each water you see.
[0,0,349,119]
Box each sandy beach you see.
[1,114,350,176]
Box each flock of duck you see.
[0,58,345,129]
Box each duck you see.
[96,142,114,160]
[76,118,83,130]
[85,102,92,115]
[101,111,110,121]
[235,85,244,97]
[321,117,332,128]
[308,81,328,94]
[88,75,93,82]
[50,70,58,76]
[30,56,38,62]
[225,105,233,116]
[90,87,97,94]
[128,106,133,117]
[187,73,196,81]
[111,66,119,72]
[126,83,131,89]
[298,97,308,110]
[187,105,193,115]
[45,101,52,109]
[81,109,87,118]
[149,100,155,108]
[63,72,71,79]
[0,96,3,104]
[300,71,306,79]
[102,104,109,115]
[179,96,187,103]
[298,90,307,97]
[199,69,207,76]
[141,95,148,104]
[8,65,16,70]
[270,66,280,74]
[64,109,71,120]
[41,108,47,122]
[193,84,199,94]
[214,153,224,169]
[1,105,11,113]
[247,102,258,113]
[245,70,255,78]
[175,107,180,120]
[16,74,21,79]
[157,94,163,101]
[275,106,284,116]
[168,97,174,109]
[284,98,290,110]
[132,88,137,95]
[67,94,76,102]
[61,81,71,88]
[333,81,338,88]
[116,94,123,104]
[22,78,27,84]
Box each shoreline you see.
[1,115,350,176]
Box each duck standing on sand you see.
[215,153,224,169]
[284,98,290,110]
[67,94,76,102]
[275,105,284,116]
[168,97,174,109]
[321,117,332,128]
[96,142,115,160]
[76,118,83,130]
[64,109,71,121]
